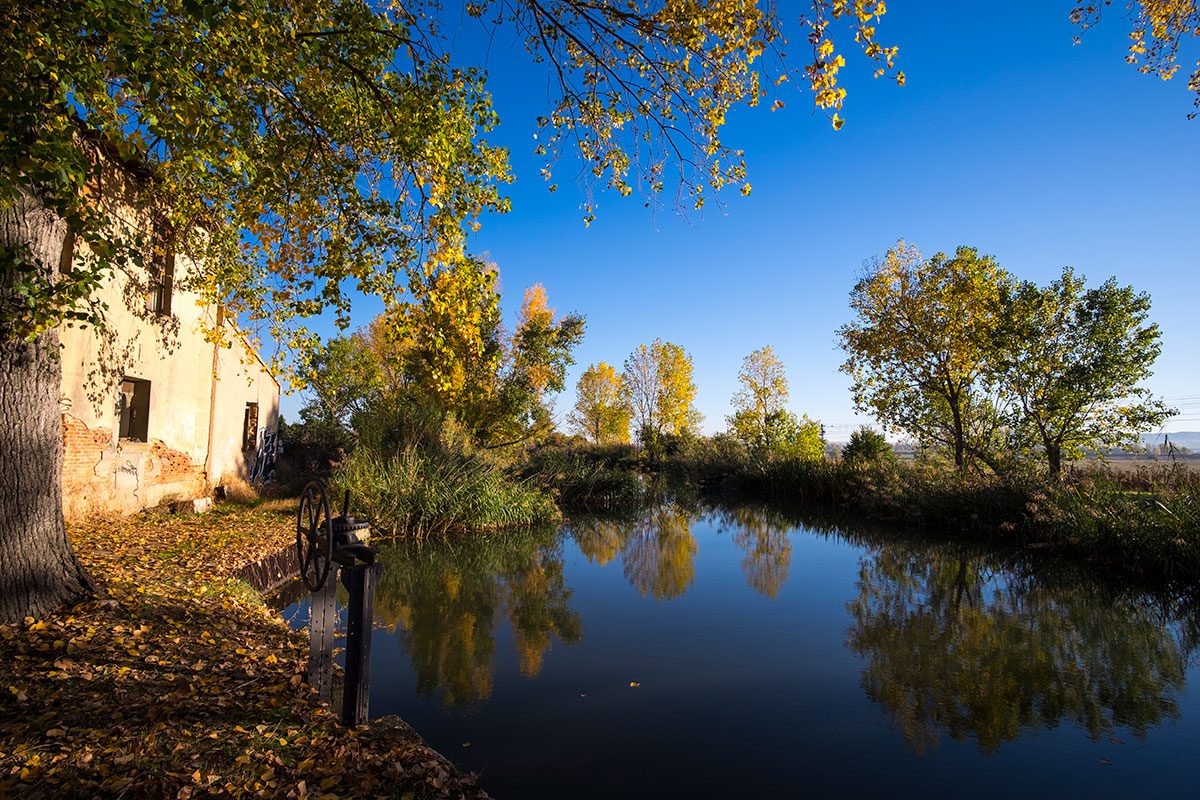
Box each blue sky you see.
[283,1,1200,438]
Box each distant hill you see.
[1140,431,1200,452]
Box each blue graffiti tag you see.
[249,427,279,483]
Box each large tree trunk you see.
[0,189,94,623]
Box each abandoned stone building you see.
[58,223,280,519]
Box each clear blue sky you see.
[282,1,1200,438]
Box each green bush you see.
[841,426,897,466]
[518,444,647,512]
[333,446,559,538]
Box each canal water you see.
[280,504,1200,798]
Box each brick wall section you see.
[61,415,207,519]
[61,415,112,488]
[146,440,205,486]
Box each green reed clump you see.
[333,446,560,538]
[1027,464,1200,578]
[518,444,647,512]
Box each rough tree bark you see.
[0,189,94,623]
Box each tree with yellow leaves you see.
[569,362,633,444]
[728,346,790,448]
[622,339,700,447]
[299,269,582,451]
[1071,1,1200,115]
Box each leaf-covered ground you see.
[0,502,489,799]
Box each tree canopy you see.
[569,361,632,444]
[839,242,1011,471]
[840,242,1172,475]
[990,268,1171,474]
[728,345,789,447]
[622,339,699,446]
[300,268,583,450]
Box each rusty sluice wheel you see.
[296,480,333,592]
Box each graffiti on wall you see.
[249,427,279,484]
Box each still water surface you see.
[282,505,1200,798]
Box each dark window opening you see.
[243,402,259,452]
[146,224,174,316]
[59,227,75,275]
[118,378,151,442]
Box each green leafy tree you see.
[772,412,827,461]
[569,362,632,444]
[990,268,1173,476]
[299,333,383,427]
[838,241,1012,472]
[841,426,896,465]
[728,345,789,448]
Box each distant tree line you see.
[570,342,826,460]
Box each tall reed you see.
[333,446,559,538]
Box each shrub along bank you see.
[535,439,1200,583]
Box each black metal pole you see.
[340,563,381,726]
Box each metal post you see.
[307,566,338,703]
[340,562,381,726]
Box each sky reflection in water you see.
[285,505,1200,799]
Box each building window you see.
[243,402,259,451]
[118,378,151,442]
[59,227,75,275]
[146,224,174,316]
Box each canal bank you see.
[0,501,487,799]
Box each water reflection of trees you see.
[847,543,1194,754]
[371,527,581,707]
[573,504,800,600]
[713,506,793,599]
[573,505,698,601]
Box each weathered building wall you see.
[208,340,281,487]
[58,226,279,519]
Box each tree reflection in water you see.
[371,527,581,707]
[847,543,1193,753]
[361,500,1198,746]
[713,506,794,599]
[572,505,699,601]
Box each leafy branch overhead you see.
[7,1,1196,365]
[3,0,907,365]
[1072,0,1200,116]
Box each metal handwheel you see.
[296,480,333,592]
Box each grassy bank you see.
[529,441,1200,582]
[0,501,487,799]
